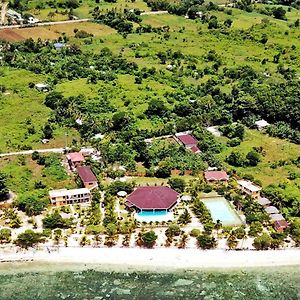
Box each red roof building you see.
[176,134,198,147]
[67,152,84,169]
[77,166,98,189]
[190,145,201,154]
[126,186,179,211]
[204,171,229,183]
[274,220,288,233]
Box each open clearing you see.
[0,22,114,42]
[217,129,300,187]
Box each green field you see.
[0,1,299,197]
[25,0,150,20]
[0,68,81,152]
[0,154,75,194]
[217,129,300,188]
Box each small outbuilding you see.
[255,119,270,130]
[54,42,65,50]
[206,126,221,137]
[270,213,285,222]
[175,133,198,148]
[257,197,271,207]
[35,83,50,92]
[274,220,288,233]
[204,170,229,184]
[265,206,279,215]
[77,166,98,190]
[175,132,200,154]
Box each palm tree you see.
[93,234,102,247]
[178,233,189,249]
[178,209,192,225]
[197,233,217,249]
[80,235,91,247]
[214,220,222,235]
[227,234,238,250]
[136,231,143,247]
[122,234,130,247]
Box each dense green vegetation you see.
[0,0,299,246]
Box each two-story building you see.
[66,152,85,170]
[237,180,261,199]
[49,188,91,206]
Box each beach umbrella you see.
[117,191,127,197]
[181,195,192,201]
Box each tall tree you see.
[0,172,8,200]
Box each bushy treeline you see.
[9,0,80,10]
[92,8,142,35]
[1,37,299,145]
[2,40,138,82]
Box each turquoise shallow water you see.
[138,210,168,217]
[0,263,299,300]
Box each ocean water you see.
[0,263,299,300]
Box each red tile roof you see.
[126,186,179,210]
[77,166,97,183]
[177,134,198,146]
[204,171,228,181]
[190,145,201,154]
[67,152,84,162]
[274,220,288,231]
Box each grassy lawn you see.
[25,0,150,20]
[0,68,79,152]
[217,129,300,187]
[55,74,174,130]
[0,69,50,152]
[0,154,75,194]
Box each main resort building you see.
[125,186,180,222]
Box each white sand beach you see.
[1,247,300,270]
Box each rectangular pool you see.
[136,210,174,223]
[202,197,242,226]
[138,211,168,217]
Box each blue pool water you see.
[138,210,168,217]
[203,197,242,226]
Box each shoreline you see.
[1,247,300,272]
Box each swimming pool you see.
[136,210,173,222]
[202,197,243,226]
[138,211,168,217]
